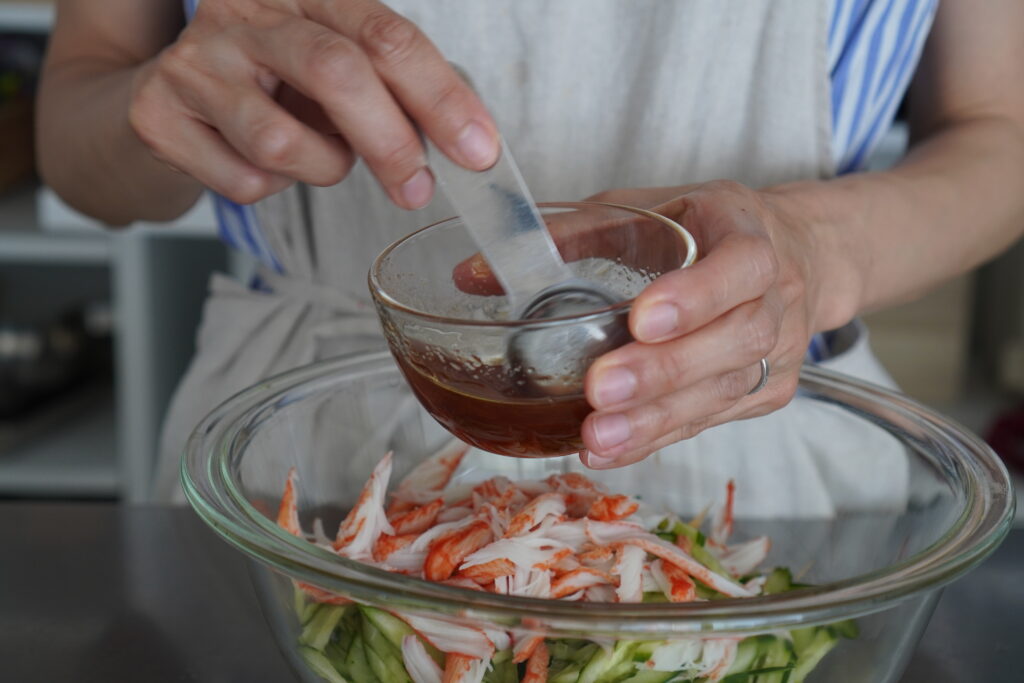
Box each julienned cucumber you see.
[299,604,348,651]
[299,646,350,683]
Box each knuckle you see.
[360,10,420,65]
[224,173,271,205]
[717,368,755,402]
[678,416,713,440]
[749,237,779,286]
[655,350,692,389]
[741,307,778,358]
[373,134,424,178]
[305,33,364,90]
[318,158,353,186]
[161,38,204,78]
[425,77,465,119]
[248,119,301,169]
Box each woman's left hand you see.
[578,180,837,469]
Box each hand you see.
[128,0,499,208]
[578,181,827,469]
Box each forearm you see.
[766,115,1024,332]
[36,58,203,226]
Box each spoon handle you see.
[423,67,574,312]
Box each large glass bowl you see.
[183,351,1013,683]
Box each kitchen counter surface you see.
[0,503,1019,682]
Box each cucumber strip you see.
[828,619,859,640]
[299,645,351,683]
[293,584,319,625]
[361,617,412,683]
[482,654,519,683]
[359,606,414,649]
[299,604,348,651]
[578,640,636,683]
[762,568,794,595]
[721,665,795,682]
[343,633,378,683]
[615,670,677,683]
[323,641,351,679]
[789,628,839,683]
[726,636,765,675]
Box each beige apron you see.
[155,0,904,510]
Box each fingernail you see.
[592,413,631,450]
[637,302,678,341]
[456,121,499,169]
[400,168,433,208]
[583,450,618,469]
[594,366,637,407]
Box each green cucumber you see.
[789,628,839,683]
[483,653,519,683]
[726,636,764,675]
[578,640,636,683]
[753,635,795,682]
[828,619,859,640]
[293,585,319,624]
[359,606,414,649]
[616,670,677,683]
[762,568,794,595]
[361,617,412,683]
[299,645,351,683]
[343,633,378,683]
[299,604,348,651]
[323,641,351,679]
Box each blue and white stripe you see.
[829,0,938,175]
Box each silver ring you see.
[747,357,770,395]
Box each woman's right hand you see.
[129,0,499,209]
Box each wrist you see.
[761,181,866,334]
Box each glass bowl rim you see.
[182,350,1015,635]
[367,201,698,327]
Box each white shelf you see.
[0,386,118,497]
[0,1,54,32]
[0,189,112,264]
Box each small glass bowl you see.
[368,202,696,457]
[183,351,1013,683]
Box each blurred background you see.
[1,1,1022,513]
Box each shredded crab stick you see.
[615,536,755,598]
[521,640,549,683]
[279,446,854,683]
[389,439,469,514]
[332,451,394,561]
[402,634,443,683]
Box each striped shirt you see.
[185,0,939,288]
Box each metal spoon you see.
[425,125,630,396]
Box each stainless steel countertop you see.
[0,503,1019,682]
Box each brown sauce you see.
[393,348,590,457]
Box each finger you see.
[196,85,355,187]
[629,230,778,343]
[249,17,434,208]
[579,362,769,466]
[138,109,293,204]
[585,291,783,411]
[311,0,500,170]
